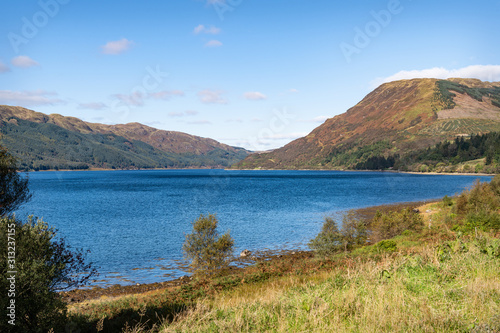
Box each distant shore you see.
[29,167,496,177]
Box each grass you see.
[163,235,500,332]
[67,180,500,333]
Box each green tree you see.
[0,147,31,216]
[0,216,97,332]
[183,214,234,275]
[309,211,368,255]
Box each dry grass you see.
[160,240,500,332]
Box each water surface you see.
[17,169,491,286]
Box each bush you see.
[309,211,368,255]
[370,208,424,242]
[375,239,398,252]
[0,147,31,216]
[442,195,454,207]
[183,214,234,275]
[0,216,96,332]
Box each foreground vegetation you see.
[62,176,500,332]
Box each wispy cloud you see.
[168,110,198,117]
[188,120,211,125]
[113,92,145,106]
[289,88,299,93]
[197,89,227,104]
[205,40,223,48]
[372,65,500,88]
[11,55,39,68]
[0,61,10,73]
[243,91,267,100]
[112,89,184,107]
[101,38,134,55]
[193,24,221,35]
[148,90,184,100]
[78,102,108,110]
[0,90,63,106]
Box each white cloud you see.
[78,102,107,110]
[193,24,221,35]
[289,88,299,93]
[168,110,198,117]
[243,91,267,100]
[112,89,183,107]
[148,90,184,100]
[205,40,223,48]
[371,65,500,88]
[0,61,10,73]
[101,38,134,55]
[197,89,227,104]
[113,91,144,106]
[0,90,63,106]
[11,55,39,68]
[188,120,211,125]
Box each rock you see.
[412,208,420,213]
[240,249,252,257]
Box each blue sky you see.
[1,0,499,150]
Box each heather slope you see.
[0,105,249,170]
[234,78,500,170]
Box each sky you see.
[1,0,499,151]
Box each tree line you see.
[354,132,500,172]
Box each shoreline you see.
[61,198,440,304]
[26,167,496,177]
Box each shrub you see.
[370,208,424,242]
[0,216,96,332]
[0,147,31,216]
[375,239,397,252]
[309,211,368,255]
[442,195,454,207]
[183,214,234,275]
[308,217,343,256]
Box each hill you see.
[233,78,500,170]
[0,105,249,170]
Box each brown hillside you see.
[0,105,242,155]
[234,78,500,169]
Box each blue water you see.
[16,169,491,287]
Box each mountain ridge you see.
[234,78,500,170]
[0,105,249,170]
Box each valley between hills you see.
[2,77,500,173]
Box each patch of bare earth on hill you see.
[437,92,500,120]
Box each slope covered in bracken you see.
[234,78,500,170]
[0,105,249,170]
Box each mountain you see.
[0,105,249,170]
[233,78,500,170]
